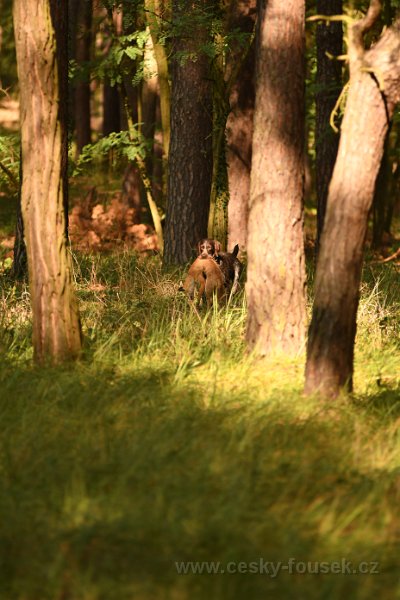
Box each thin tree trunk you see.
[163,0,213,265]
[246,0,307,356]
[305,5,400,397]
[140,30,158,197]
[14,0,82,364]
[372,134,392,248]
[12,150,27,280]
[226,0,256,252]
[144,0,171,158]
[75,0,92,155]
[315,0,343,255]
[103,83,121,136]
[372,0,395,248]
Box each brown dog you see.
[196,239,242,296]
[181,257,225,307]
[197,238,221,260]
[214,244,243,296]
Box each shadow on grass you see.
[0,360,399,599]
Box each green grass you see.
[0,249,399,599]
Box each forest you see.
[0,0,399,598]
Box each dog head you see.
[197,238,221,259]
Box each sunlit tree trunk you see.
[163,0,213,265]
[14,0,82,364]
[315,0,343,255]
[305,4,400,397]
[246,0,307,355]
[145,0,171,159]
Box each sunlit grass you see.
[0,250,399,599]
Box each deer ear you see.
[214,240,221,254]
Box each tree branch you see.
[0,161,18,187]
[351,0,382,57]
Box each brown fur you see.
[197,239,243,296]
[182,257,225,307]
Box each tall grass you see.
[0,250,399,599]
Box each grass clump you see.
[0,250,399,600]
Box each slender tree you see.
[305,1,400,397]
[315,0,343,255]
[11,150,26,279]
[75,0,92,154]
[13,0,82,364]
[372,0,396,248]
[163,0,213,265]
[246,0,307,355]
[226,0,256,253]
[145,0,171,159]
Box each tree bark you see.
[226,0,256,253]
[103,83,121,136]
[305,6,400,397]
[12,150,27,280]
[144,0,171,159]
[74,0,92,155]
[163,0,213,265]
[315,0,343,255]
[13,0,82,364]
[246,0,307,355]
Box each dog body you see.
[215,244,243,296]
[182,257,225,307]
[197,239,243,296]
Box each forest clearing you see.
[0,0,400,598]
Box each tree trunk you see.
[246,0,307,355]
[12,150,27,280]
[372,0,396,248]
[315,0,343,255]
[103,83,121,136]
[226,1,255,253]
[163,0,213,265]
[75,0,92,155]
[144,0,171,159]
[305,5,400,397]
[139,30,159,201]
[13,0,82,364]
[372,134,392,248]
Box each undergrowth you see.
[0,251,399,600]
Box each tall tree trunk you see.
[305,4,400,397]
[371,0,395,248]
[315,0,343,255]
[144,0,171,159]
[75,0,92,155]
[103,83,121,135]
[50,0,69,239]
[246,0,307,355]
[14,0,82,364]
[163,0,213,265]
[226,0,256,253]
[372,134,392,248]
[140,30,159,200]
[12,150,27,280]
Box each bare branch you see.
[0,161,18,187]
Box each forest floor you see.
[0,188,399,599]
